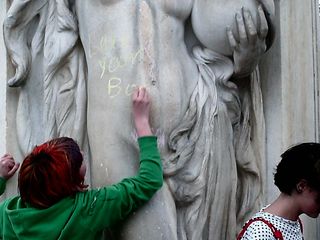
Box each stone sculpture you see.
[4,0,275,239]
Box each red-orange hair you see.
[18,137,87,209]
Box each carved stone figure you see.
[3,0,275,239]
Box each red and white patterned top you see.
[239,208,303,240]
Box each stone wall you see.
[261,0,320,238]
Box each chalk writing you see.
[88,34,116,59]
[108,78,137,98]
[108,48,143,73]
[99,60,106,79]
[89,32,147,97]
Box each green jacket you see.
[0,136,163,239]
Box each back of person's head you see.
[18,137,87,209]
[274,142,320,195]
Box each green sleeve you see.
[79,136,163,231]
[0,178,6,196]
[0,178,7,238]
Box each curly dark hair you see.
[274,142,320,195]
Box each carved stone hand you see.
[227,5,268,78]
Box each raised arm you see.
[132,87,153,137]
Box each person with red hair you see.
[0,87,163,239]
[18,137,88,209]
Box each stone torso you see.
[75,0,197,184]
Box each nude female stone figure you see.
[4,0,274,239]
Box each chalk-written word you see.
[88,34,116,59]
[99,48,144,80]
[88,34,144,80]
[109,48,143,73]
[108,78,137,98]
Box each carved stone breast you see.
[191,0,264,56]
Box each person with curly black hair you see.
[237,142,320,240]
